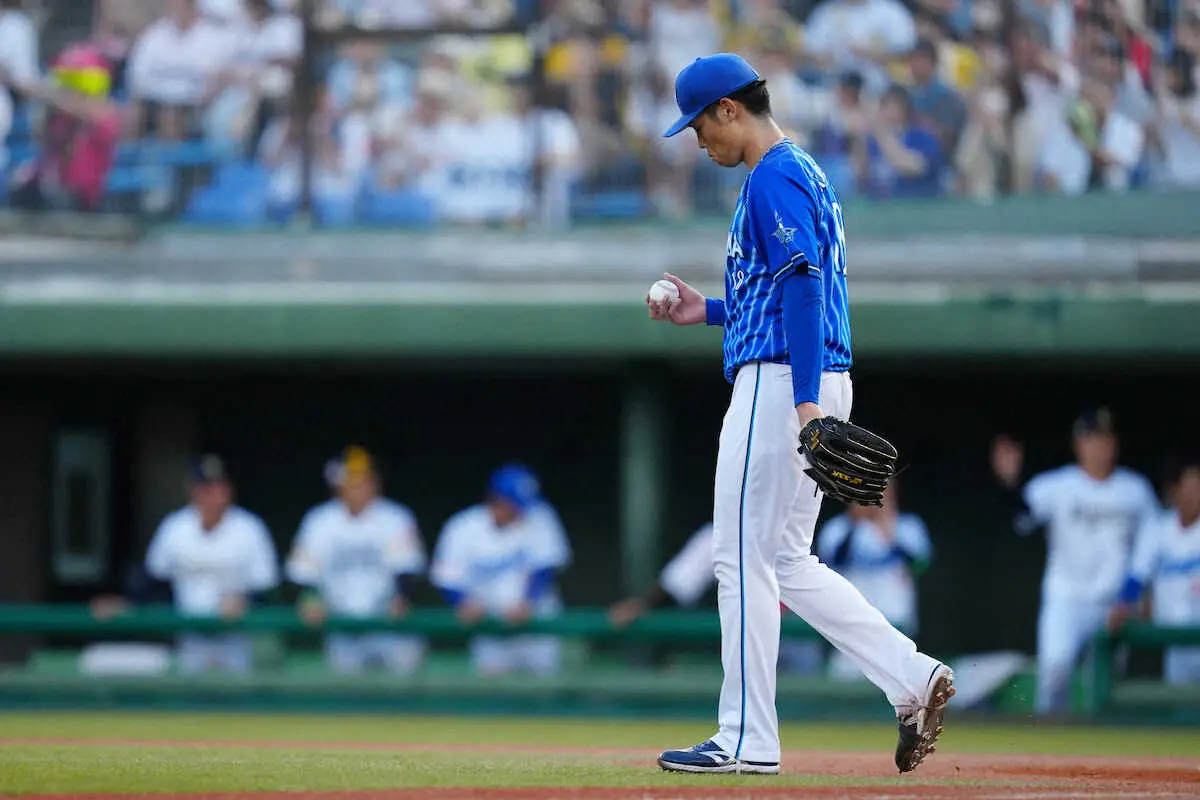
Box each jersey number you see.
[830,200,847,276]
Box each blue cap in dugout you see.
[489,463,542,511]
[663,53,761,138]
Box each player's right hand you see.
[647,272,706,326]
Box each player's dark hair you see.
[705,79,772,119]
[1162,450,1200,491]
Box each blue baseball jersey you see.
[713,140,852,394]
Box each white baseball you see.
[648,279,680,304]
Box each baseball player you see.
[992,408,1161,714]
[815,483,933,681]
[143,454,280,674]
[647,53,951,775]
[285,446,427,675]
[1108,451,1200,685]
[431,463,572,677]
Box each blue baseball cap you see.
[488,463,541,511]
[663,53,761,138]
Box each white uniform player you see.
[993,408,1160,714]
[431,464,572,676]
[815,485,933,681]
[144,454,279,674]
[1112,453,1200,684]
[286,447,427,675]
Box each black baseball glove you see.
[798,417,898,506]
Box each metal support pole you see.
[619,367,667,595]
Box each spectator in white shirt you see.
[0,0,38,170]
[375,71,457,193]
[127,0,235,140]
[508,74,582,229]
[649,0,722,79]
[1149,50,1200,187]
[1009,23,1080,193]
[327,39,414,118]
[804,0,917,93]
[205,0,304,152]
[260,85,368,217]
[1039,72,1145,195]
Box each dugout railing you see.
[1085,621,1200,722]
[0,606,1196,721]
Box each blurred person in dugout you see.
[285,446,427,675]
[93,455,280,675]
[607,522,823,675]
[991,409,1160,716]
[431,464,573,677]
[9,44,120,212]
[814,482,933,681]
[1109,451,1200,686]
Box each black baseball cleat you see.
[895,664,955,773]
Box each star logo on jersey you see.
[771,211,797,248]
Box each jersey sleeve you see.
[1127,512,1162,584]
[531,505,572,571]
[659,524,715,606]
[430,518,469,592]
[814,515,851,564]
[746,166,821,283]
[1021,470,1059,530]
[244,516,280,593]
[896,515,934,575]
[144,515,177,581]
[285,509,325,587]
[384,506,427,576]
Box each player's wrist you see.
[705,298,725,326]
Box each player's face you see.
[1074,431,1117,474]
[1173,467,1200,522]
[689,103,742,167]
[191,480,232,528]
[339,473,377,515]
[488,497,522,528]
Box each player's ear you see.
[715,97,735,123]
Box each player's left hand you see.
[798,417,898,506]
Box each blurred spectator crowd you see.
[2,0,1199,226]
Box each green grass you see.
[0,713,1196,795]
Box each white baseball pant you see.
[326,634,426,675]
[470,635,561,677]
[709,364,942,764]
[176,634,253,675]
[1035,597,1109,714]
